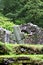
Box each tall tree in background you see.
[2,0,11,14]
[0,0,43,27]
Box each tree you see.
[1,0,43,27]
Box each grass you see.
[0,42,43,54]
[0,55,43,61]
[0,42,43,62]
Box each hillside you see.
[0,42,43,65]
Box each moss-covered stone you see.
[0,43,43,65]
[13,45,43,54]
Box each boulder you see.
[20,23,43,44]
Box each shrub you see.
[15,19,25,25]
[0,14,14,31]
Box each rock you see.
[0,27,11,43]
[2,58,15,65]
[0,23,43,44]
[13,25,24,44]
[20,23,43,44]
[0,27,16,43]
[13,45,43,54]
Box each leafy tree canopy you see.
[0,0,43,27]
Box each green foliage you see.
[0,42,9,55]
[15,19,25,25]
[0,0,43,27]
[0,13,14,31]
[0,42,43,65]
[0,42,43,55]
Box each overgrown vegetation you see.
[0,13,14,31]
[0,0,43,65]
[0,0,43,27]
[0,42,43,55]
[0,42,43,65]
